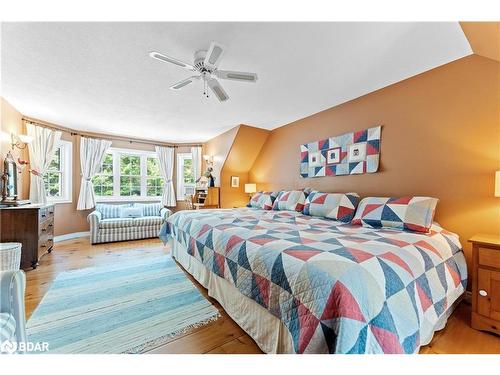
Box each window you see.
[146,157,163,197]
[119,154,141,196]
[44,140,72,203]
[177,153,195,200]
[92,147,163,201]
[92,153,113,197]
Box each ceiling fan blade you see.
[170,76,200,90]
[216,70,258,83]
[207,78,229,102]
[149,51,195,71]
[204,42,225,69]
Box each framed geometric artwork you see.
[326,147,341,164]
[300,125,382,178]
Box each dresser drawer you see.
[38,235,54,257]
[40,218,54,236]
[479,248,500,269]
[39,205,55,222]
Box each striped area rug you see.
[27,256,220,354]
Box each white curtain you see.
[155,146,176,207]
[27,124,62,204]
[191,146,202,184]
[77,137,112,210]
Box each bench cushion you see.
[133,216,163,227]
[99,218,135,229]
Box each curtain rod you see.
[22,117,203,148]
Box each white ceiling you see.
[1,22,472,143]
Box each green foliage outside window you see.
[43,148,61,197]
[92,153,114,197]
[183,158,195,184]
[92,151,164,198]
[146,157,163,197]
[120,154,141,196]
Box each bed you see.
[164,208,467,354]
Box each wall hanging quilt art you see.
[300,125,382,178]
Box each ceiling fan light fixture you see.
[149,42,257,103]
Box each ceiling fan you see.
[149,41,258,102]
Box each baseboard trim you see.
[54,231,90,243]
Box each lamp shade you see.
[495,171,500,197]
[245,183,257,194]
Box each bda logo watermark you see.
[1,340,49,354]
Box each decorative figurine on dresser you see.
[1,150,54,269]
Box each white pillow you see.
[120,207,143,218]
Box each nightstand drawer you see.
[479,248,500,269]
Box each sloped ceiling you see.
[1,22,472,142]
[460,22,500,62]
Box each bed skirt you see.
[170,238,461,354]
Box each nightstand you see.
[469,234,500,336]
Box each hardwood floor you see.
[24,237,500,354]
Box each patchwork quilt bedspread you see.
[165,208,467,354]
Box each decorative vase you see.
[209,176,215,187]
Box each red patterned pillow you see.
[351,196,438,232]
[272,190,306,212]
[303,192,360,222]
[247,192,276,210]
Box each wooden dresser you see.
[193,187,220,209]
[204,187,220,208]
[469,234,500,335]
[0,204,55,269]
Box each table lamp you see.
[495,171,500,197]
[245,183,257,199]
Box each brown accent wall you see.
[219,125,270,208]
[460,22,500,63]
[202,126,239,185]
[250,55,500,270]
[202,124,270,208]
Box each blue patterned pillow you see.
[96,204,130,219]
[272,190,306,212]
[247,192,278,210]
[351,196,438,232]
[303,192,360,222]
[135,203,162,217]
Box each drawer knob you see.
[479,290,488,297]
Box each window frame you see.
[45,139,73,204]
[94,147,163,203]
[176,152,195,201]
